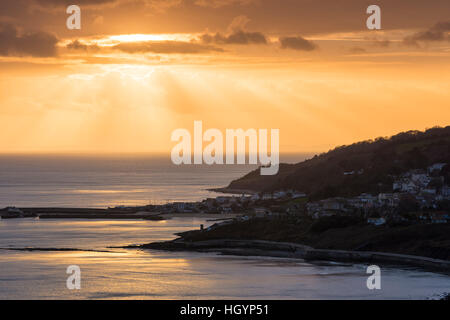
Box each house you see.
[173,202,186,212]
[291,192,306,199]
[312,210,336,219]
[321,198,347,211]
[218,203,234,214]
[411,173,431,187]
[250,194,260,201]
[216,196,229,204]
[429,212,449,224]
[359,193,377,203]
[378,193,399,207]
[306,202,320,214]
[261,193,273,200]
[273,191,287,199]
[367,217,386,226]
[347,198,365,209]
[422,188,437,195]
[393,181,402,192]
[254,207,271,217]
[401,180,419,194]
[441,186,450,197]
[428,163,447,174]
[240,195,251,203]
[221,207,233,214]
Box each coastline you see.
[207,187,256,195]
[160,213,238,219]
[135,238,450,274]
[0,208,238,220]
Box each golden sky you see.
[0,0,449,153]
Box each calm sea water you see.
[0,153,311,208]
[0,154,272,208]
[0,218,449,300]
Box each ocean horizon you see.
[0,153,312,208]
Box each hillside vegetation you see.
[226,126,450,200]
[179,216,450,260]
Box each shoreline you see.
[207,187,256,195]
[135,238,450,275]
[0,207,238,220]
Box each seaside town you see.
[2,162,450,226]
[139,162,450,225]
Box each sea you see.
[0,154,449,300]
[0,153,274,208]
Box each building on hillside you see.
[441,186,450,197]
[216,196,229,204]
[273,191,287,199]
[261,193,273,200]
[250,194,260,201]
[253,207,271,217]
[428,163,447,174]
[291,192,307,199]
[429,212,449,224]
[367,217,386,226]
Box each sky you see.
[0,0,449,154]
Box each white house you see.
[428,163,447,173]
[367,217,386,226]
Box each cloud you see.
[199,15,267,45]
[0,23,58,57]
[403,21,450,46]
[66,39,223,54]
[227,15,251,32]
[114,41,224,54]
[115,41,223,54]
[279,36,316,51]
[200,30,267,45]
[66,40,100,52]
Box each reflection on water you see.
[0,218,449,300]
[0,154,261,208]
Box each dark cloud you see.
[279,36,316,51]
[114,41,224,54]
[66,39,223,54]
[200,30,267,45]
[403,21,450,46]
[0,23,58,57]
[66,40,100,51]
